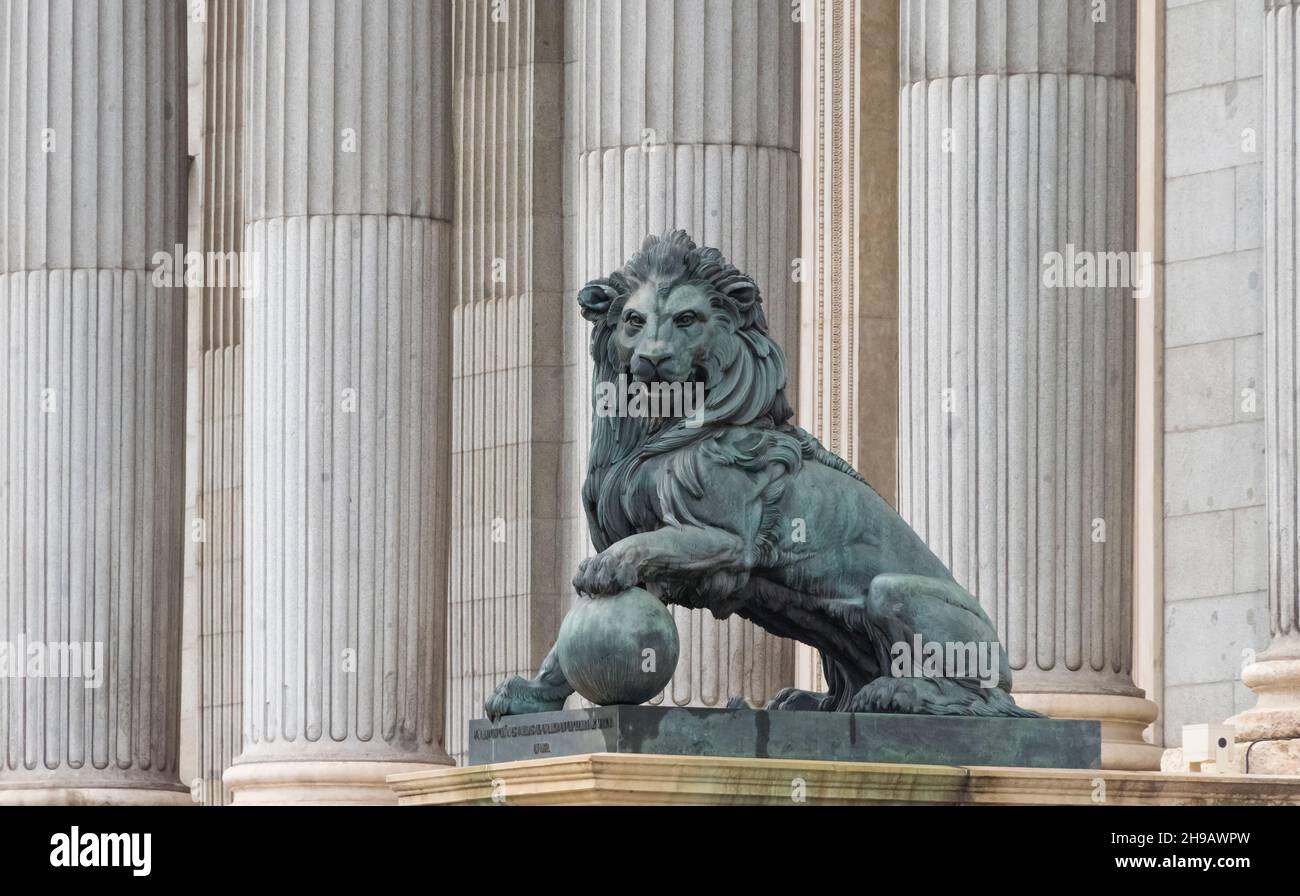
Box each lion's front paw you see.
[849,678,920,714]
[572,548,641,596]
[484,676,567,721]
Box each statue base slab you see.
[389,753,1300,806]
[465,706,1100,769]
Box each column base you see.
[225,759,454,806]
[1231,739,1300,774]
[1013,692,1163,771]
[1226,656,1300,774]
[1228,657,1300,741]
[0,784,192,807]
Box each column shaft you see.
[446,0,567,765]
[191,0,247,806]
[227,0,454,805]
[897,0,1159,769]
[0,0,189,804]
[564,0,800,709]
[1231,0,1300,773]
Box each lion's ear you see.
[577,278,622,323]
[721,277,767,329]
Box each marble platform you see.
[390,753,1300,806]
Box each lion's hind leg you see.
[848,573,1040,718]
[849,675,1039,717]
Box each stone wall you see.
[1161,0,1272,745]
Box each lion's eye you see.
[674,313,697,328]
[624,313,644,330]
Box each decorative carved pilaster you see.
[795,0,900,695]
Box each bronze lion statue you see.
[486,231,1035,720]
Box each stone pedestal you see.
[0,0,190,806]
[227,0,455,805]
[465,707,1100,770]
[896,0,1159,769]
[1228,0,1300,776]
[390,753,1300,806]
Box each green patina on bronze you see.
[468,707,1096,768]
[486,231,1038,721]
[556,588,679,706]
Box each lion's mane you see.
[575,231,863,561]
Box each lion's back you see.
[774,456,954,583]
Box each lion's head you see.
[577,232,796,550]
[578,230,794,439]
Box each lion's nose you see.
[634,353,660,379]
[632,350,672,377]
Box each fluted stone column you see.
[446,0,567,765]
[225,0,454,805]
[565,0,799,708]
[191,0,246,807]
[1230,0,1300,774]
[898,0,1160,769]
[0,0,190,804]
